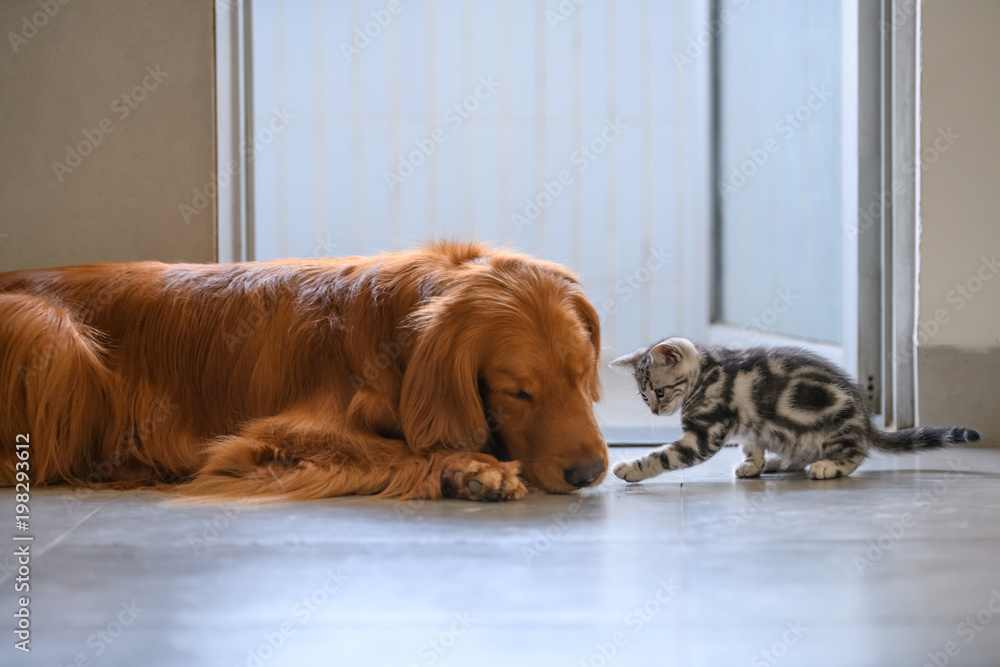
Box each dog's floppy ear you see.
[569,288,602,401]
[399,298,490,453]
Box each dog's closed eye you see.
[512,391,533,402]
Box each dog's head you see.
[399,255,607,493]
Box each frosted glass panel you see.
[250,0,712,364]
[716,0,842,344]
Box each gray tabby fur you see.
[610,337,980,482]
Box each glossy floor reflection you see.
[3,445,1000,666]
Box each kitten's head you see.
[610,337,701,416]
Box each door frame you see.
[885,0,919,429]
[704,0,919,429]
[215,0,255,264]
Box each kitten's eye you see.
[640,393,649,402]
[513,391,533,402]
[655,388,665,398]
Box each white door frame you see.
[886,0,919,429]
[215,0,254,264]
[855,0,920,429]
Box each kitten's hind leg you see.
[735,443,765,479]
[808,438,866,480]
[763,454,805,473]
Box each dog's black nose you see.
[563,458,606,488]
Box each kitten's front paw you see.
[734,461,763,478]
[808,460,848,480]
[613,459,650,483]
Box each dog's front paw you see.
[613,459,650,483]
[440,453,527,501]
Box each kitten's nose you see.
[563,458,606,488]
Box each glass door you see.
[710,0,858,371]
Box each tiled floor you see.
[3,444,1000,667]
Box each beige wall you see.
[0,0,216,270]
[918,0,1000,348]
[918,0,1000,439]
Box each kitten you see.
[610,337,980,482]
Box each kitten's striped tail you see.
[872,426,980,452]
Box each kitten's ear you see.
[650,341,685,366]
[609,348,645,372]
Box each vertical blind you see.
[251,0,712,366]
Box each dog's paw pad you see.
[441,454,527,501]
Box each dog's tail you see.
[871,425,980,452]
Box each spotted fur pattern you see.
[610,338,980,482]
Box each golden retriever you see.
[0,241,607,501]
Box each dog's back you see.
[0,259,369,485]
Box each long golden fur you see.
[0,241,608,501]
